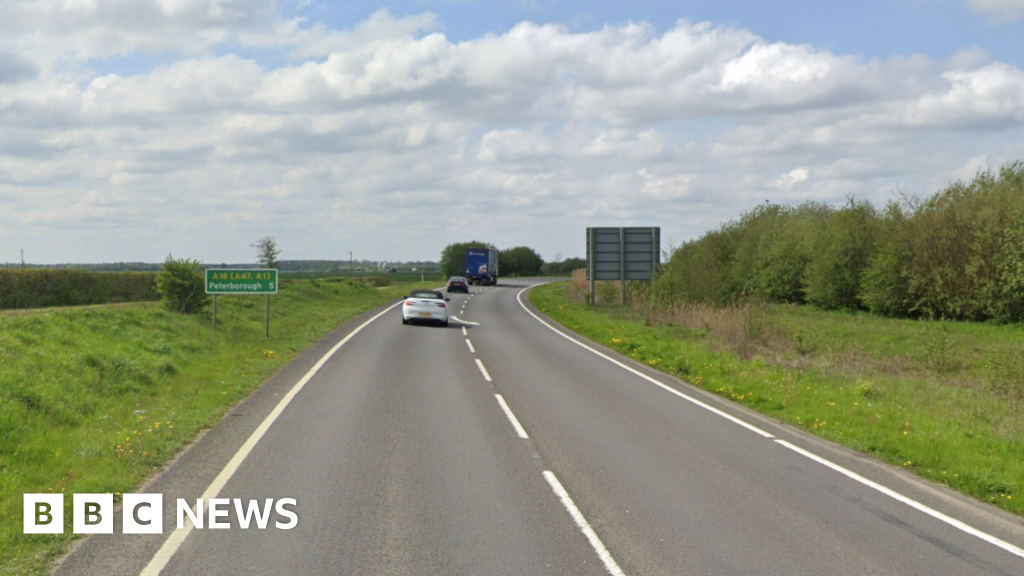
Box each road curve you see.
[55,279,1024,575]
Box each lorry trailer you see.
[465,248,498,285]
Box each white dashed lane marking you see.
[495,394,529,439]
[475,358,492,382]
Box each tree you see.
[440,240,495,277]
[557,257,587,274]
[155,255,209,314]
[498,246,545,276]
[252,236,281,268]
[802,198,880,310]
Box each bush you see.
[802,198,879,310]
[995,202,1024,322]
[652,203,827,307]
[748,203,827,303]
[155,255,209,314]
[596,281,620,304]
[861,201,915,316]
[861,162,1024,321]
[632,160,1024,323]
[0,269,158,310]
[652,225,742,306]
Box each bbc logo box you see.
[24,493,162,535]
[23,494,64,534]
[24,494,297,534]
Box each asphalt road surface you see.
[55,279,1024,575]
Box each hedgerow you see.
[0,269,157,310]
[654,161,1024,322]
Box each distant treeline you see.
[0,269,159,310]
[541,257,587,275]
[5,262,163,272]
[439,241,584,277]
[275,260,439,273]
[654,161,1024,322]
[8,260,441,273]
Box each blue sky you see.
[1,0,1023,264]
[300,1,1024,65]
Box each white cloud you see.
[477,127,552,162]
[950,154,991,181]
[583,129,667,160]
[769,167,811,190]
[288,9,440,59]
[964,0,1024,20]
[903,63,1024,127]
[636,167,695,199]
[0,0,282,72]
[2,10,1024,264]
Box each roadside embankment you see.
[530,281,1024,519]
[0,277,432,576]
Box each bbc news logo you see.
[24,494,298,534]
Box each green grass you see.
[530,281,1024,517]
[0,277,437,576]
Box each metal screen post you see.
[213,295,217,330]
[619,227,626,305]
[652,227,658,279]
[265,294,270,339]
[588,227,595,305]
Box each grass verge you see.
[530,281,1024,518]
[0,277,436,576]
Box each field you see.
[530,281,1024,518]
[0,277,437,576]
[281,271,445,283]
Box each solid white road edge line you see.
[495,394,529,439]
[475,358,493,382]
[139,301,404,576]
[466,339,476,354]
[775,440,1024,560]
[542,471,627,576]
[518,283,1024,562]
[515,285,773,439]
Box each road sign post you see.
[205,269,279,338]
[619,228,626,305]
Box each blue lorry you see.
[465,248,498,286]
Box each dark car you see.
[447,276,469,293]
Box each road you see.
[55,279,1024,575]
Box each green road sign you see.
[206,269,278,294]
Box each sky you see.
[2,0,1024,265]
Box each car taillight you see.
[405,301,414,306]
[437,303,446,308]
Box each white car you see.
[401,290,450,326]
